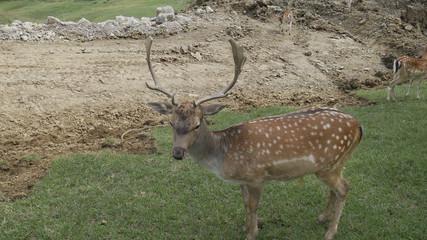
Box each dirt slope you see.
[0,0,426,201]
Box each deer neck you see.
[186,119,228,172]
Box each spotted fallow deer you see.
[387,43,427,101]
[278,10,295,35]
[145,37,363,240]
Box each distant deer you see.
[145,37,363,240]
[279,10,295,35]
[387,43,427,101]
[347,0,353,10]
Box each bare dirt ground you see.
[0,0,426,201]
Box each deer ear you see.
[202,104,227,116]
[147,102,174,115]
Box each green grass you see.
[0,83,426,239]
[0,0,194,24]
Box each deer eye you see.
[195,124,200,130]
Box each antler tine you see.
[145,36,179,105]
[195,39,246,106]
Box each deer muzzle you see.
[172,147,186,160]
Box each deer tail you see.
[393,59,402,74]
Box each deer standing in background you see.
[387,43,427,101]
[145,37,363,240]
[347,0,353,10]
[279,10,295,35]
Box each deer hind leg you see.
[241,183,263,240]
[388,73,401,101]
[317,190,337,223]
[316,171,350,240]
[241,185,250,232]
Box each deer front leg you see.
[416,78,422,100]
[242,183,263,240]
[406,78,414,96]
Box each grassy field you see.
[0,0,194,24]
[0,83,426,239]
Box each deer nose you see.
[172,147,186,160]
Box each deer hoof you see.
[317,214,329,224]
[245,233,257,240]
[324,228,337,240]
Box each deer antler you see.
[194,39,246,106]
[145,36,179,105]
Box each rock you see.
[116,16,140,26]
[245,0,258,11]
[46,16,62,25]
[206,6,214,13]
[12,20,22,26]
[359,19,368,25]
[22,22,34,31]
[404,24,413,31]
[156,6,174,16]
[77,18,91,27]
[141,17,151,23]
[180,45,189,54]
[304,51,312,56]
[0,6,187,41]
[191,51,202,61]
[195,8,206,16]
[156,6,175,24]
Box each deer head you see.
[145,37,246,160]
